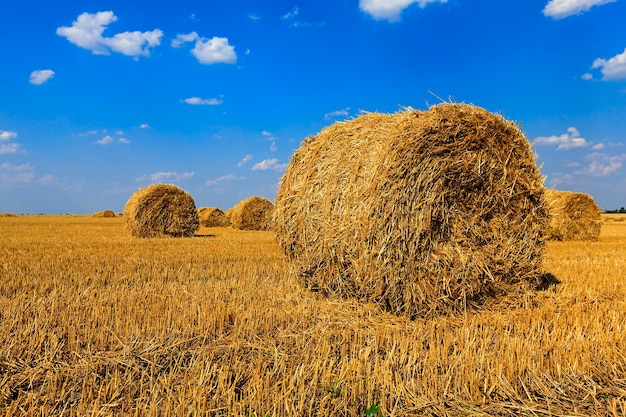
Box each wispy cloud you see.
[94,133,129,145]
[172,32,237,65]
[29,69,55,85]
[591,47,626,81]
[534,127,592,150]
[57,11,163,58]
[182,96,223,105]
[206,174,243,186]
[325,107,351,120]
[237,154,253,167]
[583,152,626,177]
[0,130,22,154]
[252,158,288,172]
[136,171,195,183]
[359,0,448,22]
[543,0,617,19]
[139,123,150,129]
[0,162,35,189]
[262,131,278,152]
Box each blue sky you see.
[1,0,625,213]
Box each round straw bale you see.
[198,207,231,227]
[274,103,549,318]
[229,196,274,230]
[92,209,116,218]
[544,189,601,241]
[124,184,199,238]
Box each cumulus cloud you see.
[182,96,223,105]
[583,152,626,177]
[56,11,163,58]
[136,171,195,183]
[534,127,591,150]
[0,130,22,154]
[252,158,288,172]
[0,130,18,141]
[172,32,237,64]
[29,69,55,85]
[0,162,35,188]
[205,174,242,186]
[359,0,447,21]
[237,154,253,167]
[591,48,626,81]
[543,0,617,19]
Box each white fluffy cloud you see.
[591,48,626,80]
[534,127,591,150]
[57,11,163,58]
[543,0,617,19]
[0,130,18,141]
[0,130,21,154]
[583,152,626,177]
[136,171,195,183]
[172,32,237,65]
[182,97,223,105]
[252,158,288,172]
[359,0,447,21]
[29,69,55,85]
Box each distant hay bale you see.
[92,210,116,218]
[124,184,199,238]
[0,213,17,217]
[229,196,274,230]
[198,207,231,227]
[274,103,549,318]
[545,189,601,241]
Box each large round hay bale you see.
[545,189,601,241]
[124,184,199,238]
[229,196,274,230]
[198,207,231,227]
[274,103,549,318]
[92,209,116,218]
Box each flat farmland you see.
[1,214,625,416]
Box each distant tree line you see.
[604,207,626,214]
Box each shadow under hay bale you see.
[229,196,274,231]
[198,207,231,227]
[274,103,549,318]
[124,184,199,238]
[545,189,602,241]
[92,210,116,218]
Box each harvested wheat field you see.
[275,103,548,319]
[0,214,625,416]
[545,189,602,241]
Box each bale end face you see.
[124,184,199,238]
[274,103,549,318]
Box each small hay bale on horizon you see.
[198,207,231,227]
[92,210,116,218]
[124,184,199,238]
[274,102,549,318]
[229,196,274,230]
[545,189,601,241]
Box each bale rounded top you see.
[124,184,199,238]
[544,189,601,241]
[274,102,548,318]
[229,196,274,230]
[198,207,231,227]
[92,210,116,218]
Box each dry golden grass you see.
[1,214,625,416]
